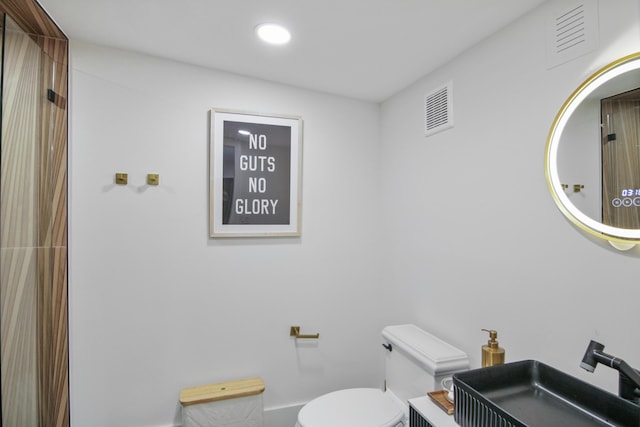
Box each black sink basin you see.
[453,360,640,427]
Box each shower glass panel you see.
[0,11,69,427]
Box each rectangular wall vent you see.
[555,5,587,54]
[424,81,453,137]
[546,0,598,69]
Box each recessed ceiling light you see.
[255,23,291,45]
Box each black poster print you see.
[221,120,292,225]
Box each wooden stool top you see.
[180,377,265,407]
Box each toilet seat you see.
[296,388,405,427]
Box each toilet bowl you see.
[296,388,405,427]
[295,324,469,427]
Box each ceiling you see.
[37,0,548,102]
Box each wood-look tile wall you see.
[0,0,68,426]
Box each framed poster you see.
[210,109,303,237]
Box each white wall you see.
[380,0,640,397]
[69,43,392,426]
[559,97,601,220]
[69,1,640,426]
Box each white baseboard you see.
[264,403,304,427]
[171,402,304,427]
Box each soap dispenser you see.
[481,329,505,367]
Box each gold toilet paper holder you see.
[290,326,319,339]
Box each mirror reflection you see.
[546,52,640,243]
[600,88,640,229]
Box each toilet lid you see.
[297,388,404,427]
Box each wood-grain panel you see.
[0,0,65,40]
[0,247,39,426]
[0,1,68,426]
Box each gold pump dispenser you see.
[481,329,505,367]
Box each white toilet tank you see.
[382,324,469,404]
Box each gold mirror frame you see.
[545,52,640,245]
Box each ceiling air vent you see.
[546,0,598,69]
[424,81,453,137]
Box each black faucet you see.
[580,340,640,404]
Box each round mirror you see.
[545,52,640,245]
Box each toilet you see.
[295,324,469,427]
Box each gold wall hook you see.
[573,184,584,192]
[561,183,568,190]
[115,173,128,185]
[290,326,319,339]
[147,173,159,185]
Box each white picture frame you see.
[210,109,303,237]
